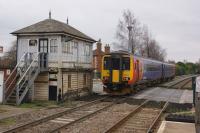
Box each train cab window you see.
[104,57,110,70]
[122,57,130,70]
[112,58,120,70]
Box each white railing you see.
[4,53,27,85]
[16,53,40,87]
[3,52,43,104]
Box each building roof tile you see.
[11,19,96,42]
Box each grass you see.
[58,100,78,108]
[0,118,16,126]
[0,108,7,113]
[18,100,59,109]
[173,110,195,116]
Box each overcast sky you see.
[0,0,199,62]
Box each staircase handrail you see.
[4,52,27,85]
[16,53,40,87]
[17,65,40,105]
[4,73,18,95]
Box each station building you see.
[4,14,96,104]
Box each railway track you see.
[3,76,193,133]
[2,96,128,133]
[166,75,197,88]
[2,96,109,133]
[103,100,169,133]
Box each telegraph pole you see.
[127,25,133,54]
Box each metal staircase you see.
[3,52,48,105]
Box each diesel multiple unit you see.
[101,51,175,94]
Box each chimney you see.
[96,39,102,52]
[49,10,51,19]
[0,46,3,53]
[67,17,69,24]
[104,44,110,54]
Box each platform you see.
[133,87,193,103]
[157,121,195,133]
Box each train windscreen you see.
[104,57,110,70]
[122,57,130,70]
[111,58,120,70]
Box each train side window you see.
[104,57,110,70]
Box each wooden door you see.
[49,86,57,101]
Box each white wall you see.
[17,35,60,62]
[17,35,93,69]
[61,39,93,68]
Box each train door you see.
[111,58,120,83]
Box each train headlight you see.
[103,76,109,81]
[123,77,130,81]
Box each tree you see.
[176,61,199,75]
[115,9,141,52]
[0,41,17,68]
[140,25,150,57]
[196,59,200,74]
[114,9,167,61]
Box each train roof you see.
[105,50,175,66]
[106,50,130,55]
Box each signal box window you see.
[104,57,110,70]
[29,40,37,46]
[50,39,58,53]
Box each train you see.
[101,51,176,94]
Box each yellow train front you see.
[101,51,141,95]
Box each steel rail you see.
[146,102,169,133]
[49,97,129,133]
[104,100,149,133]
[178,79,191,89]
[2,96,108,133]
[167,75,198,88]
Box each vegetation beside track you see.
[176,61,200,75]
[0,117,16,126]
[18,101,58,109]
[0,109,7,113]
[164,103,194,123]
